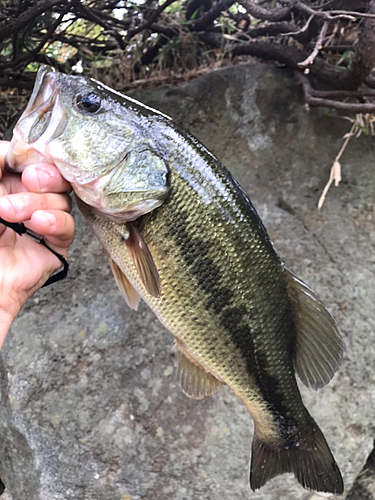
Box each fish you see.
[6,65,344,495]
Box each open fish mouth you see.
[6,66,66,171]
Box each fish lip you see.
[24,65,57,117]
[6,66,64,171]
[11,66,59,146]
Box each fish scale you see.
[6,65,344,495]
[84,135,310,432]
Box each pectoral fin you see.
[108,255,140,310]
[285,267,343,390]
[174,341,224,400]
[124,222,161,298]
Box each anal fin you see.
[174,341,224,400]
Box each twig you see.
[333,0,375,90]
[320,44,353,53]
[308,89,375,98]
[0,0,64,43]
[245,21,309,40]
[318,122,356,209]
[0,5,70,69]
[298,20,329,67]
[281,14,314,36]
[329,10,375,18]
[190,0,237,31]
[72,0,126,49]
[296,72,375,112]
[303,97,375,112]
[200,32,369,91]
[282,0,356,21]
[126,0,179,39]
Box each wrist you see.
[0,305,19,350]
[0,290,24,348]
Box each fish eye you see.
[75,93,101,113]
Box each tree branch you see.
[248,21,304,39]
[1,0,375,117]
[332,0,375,90]
[239,0,292,22]
[0,4,70,70]
[298,20,329,67]
[126,0,177,40]
[283,0,356,21]
[71,0,126,49]
[0,0,64,43]
[190,0,236,31]
[295,72,375,112]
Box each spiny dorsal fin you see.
[107,254,140,311]
[124,221,161,298]
[174,341,224,400]
[284,267,343,390]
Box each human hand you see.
[0,140,75,348]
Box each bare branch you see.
[71,0,126,49]
[0,0,375,120]
[311,88,375,98]
[0,0,64,43]
[332,0,375,90]
[126,0,178,40]
[0,4,70,70]
[298,20,329,67]
[200,32,343,86]
[283,0,356,21]
[239,0,292,22]
[320,44,354,53]
[190,0,237,31]
[329,9,375,18]
[281,15,314,36]
[296,72,375,112]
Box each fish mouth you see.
[6,66,66,172]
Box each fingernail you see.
[45,213,56,227]
[36,170,52,191]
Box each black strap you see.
[0,217,69,287]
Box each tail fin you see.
[250,424,343,495]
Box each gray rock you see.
[1,63,375,500]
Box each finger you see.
[28,210,75,254]
[22,164,71,194]
[1,170,27,196]
[0,141,10,174]
[0,192,72,222]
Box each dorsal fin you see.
[107,254,140,311]
[174,341,224,400]
[124,221,161,298]
[284,267,343,390]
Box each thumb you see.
[0,141,10,178]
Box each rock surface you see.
[1,63,375,500]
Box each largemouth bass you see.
[6,66,344,495]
